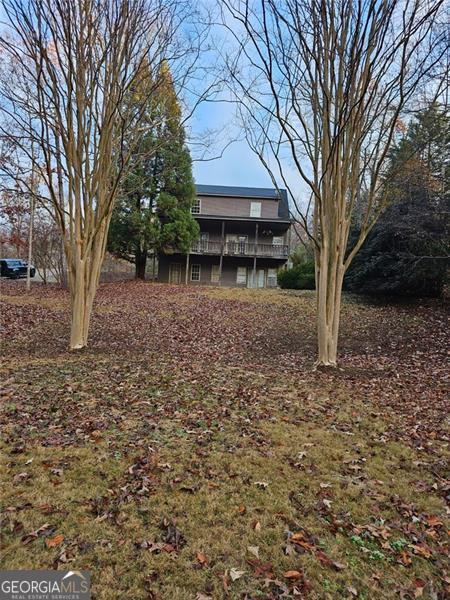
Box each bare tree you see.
[220,0,447,366]
[0,0,206,349]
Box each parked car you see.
[0,258,36,279]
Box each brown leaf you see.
[398,551,412,566]
[284,570,302,579]
[425,515,442,528]
[196,551,208,565]
[38,504,55,515]
[410,544,432,559]
[315,550,332,566]
[45,534,65,548]
[21,523,52,545]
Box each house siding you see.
[198,196,278,219]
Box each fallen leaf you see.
[425,515,442,527]
[45,534,65,548]
[13,472,30,483]
[331,561,346,571]
[229,568,245,582]
[196,552,208,565]
[247,545,259,558]
[254,481,268,489]
[413,578,426,598]
[398,551,412,566]
[410,544,432,559]
[21,523,52,545]
[283,570,302,580]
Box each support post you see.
[185,252,190,285]
[252,223,258,288]
[219,220,225,286]
[287,225,292,263]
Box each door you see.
[169,263,181,284]
[267,268,278,287]
[257,269,265,288]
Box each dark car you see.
[0,258,36,279]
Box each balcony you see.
[190,241,289,258]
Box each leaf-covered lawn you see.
[0,281,448,599]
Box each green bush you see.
[278,259,315,289]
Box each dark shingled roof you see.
[195,184,290,220]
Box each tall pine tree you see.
[108,61,199,279]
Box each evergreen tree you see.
[108,61,199,279]
[345,105,449,297]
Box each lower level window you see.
[211,264,220,283]
[236,266,247,284]
[191,264,201,281]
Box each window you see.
[191,264,201,281]
[211,264,220,283]
[267,268,278,288]
[236,266,247,285]
[250,202,261,217]
[191,198,201,214]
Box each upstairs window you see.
[250,202,261,217]
[191,264,201,281]
[191,198,201,214]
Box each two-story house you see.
[158,184,291,287]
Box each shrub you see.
[278,259,315,289]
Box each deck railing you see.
[190,240,289,258]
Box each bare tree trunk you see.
[26,194,34,292]
[316,250,345,366]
